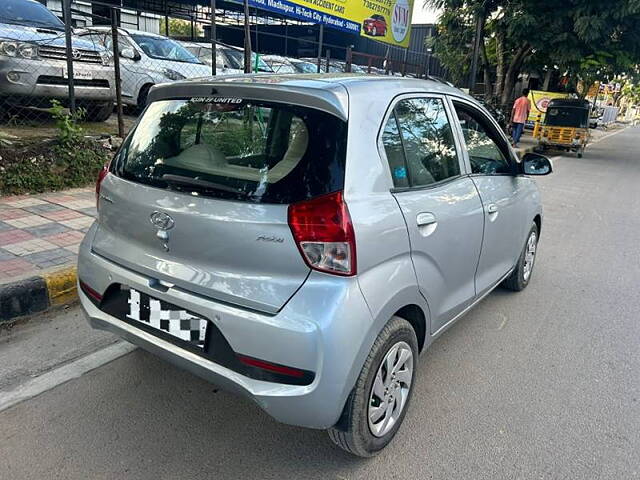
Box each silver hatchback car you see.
[78,75,552,456]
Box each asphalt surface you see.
[1,127,639,479]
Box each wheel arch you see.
[533,213,542,235]
[394,304,427,352]
[137,82,155,107]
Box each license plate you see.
[62,69,92,80]
[126,288,207,348]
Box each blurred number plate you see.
[62,69,92,80]
[126,288,207,348]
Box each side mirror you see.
[522,152,553,176]
[120,47,140,61]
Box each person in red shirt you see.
[511,88,531,147]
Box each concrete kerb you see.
[516,144,536,158]
[0,266,77,325]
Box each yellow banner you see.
[528,90,569,123]
[248,0,414,47]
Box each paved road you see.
[1,128,639,479]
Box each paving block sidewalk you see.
[0,188,95,284]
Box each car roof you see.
[149,73,470,121]
[262,55,291,62]
[151,73,464,95]
[85,26,166,38]
[148,74,472,122]
[547,98,590,108]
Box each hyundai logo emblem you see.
[149,211,175,231]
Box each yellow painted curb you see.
[43,266,78,306]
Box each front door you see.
[103,33,139,102]
[451,100,530,294]
[380,96,485,333]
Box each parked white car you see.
[182,42,273,75]
[78,28,211,110]
[181,41,242,75]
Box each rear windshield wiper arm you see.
[161,174,247,196]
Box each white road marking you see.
[0,342,136,413]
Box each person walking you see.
[511,88,531,147]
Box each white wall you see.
[45,0,160,33]
[46,0,93,27]
[120,9,160,34]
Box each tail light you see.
[95,162,110,210]
[79,279,103,305]
[288,191,356,276]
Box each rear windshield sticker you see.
[190,97,243,104]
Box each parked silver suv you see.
[78,75,552,456]
[0,0,115,121]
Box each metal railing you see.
[0,1,450,137]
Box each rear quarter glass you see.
[111,98,348,205]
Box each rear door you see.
[94,96,348,314]
[381,95,484,333]
[450,99,529,294]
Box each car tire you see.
[137,84,153,113]
[503,223,539,291]
[84,102,113,122]
[328,316,418,457]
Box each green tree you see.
[426,0,640,107]
[160,18,202,38]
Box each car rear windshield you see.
[112,98,348,204]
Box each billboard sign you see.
[243,0,414,47]
[527,90,569,123]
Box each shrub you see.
[0,103,114,195]
[0,138,111,195]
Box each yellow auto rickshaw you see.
[534,99,590,157]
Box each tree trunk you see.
[500,43,531,108]
[494,28,506,100]
[480,37,493,101]
[542,69,552,91]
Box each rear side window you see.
[113,99,347,204]
[381,97,461,188]
[381,112,409,188]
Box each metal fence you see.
[0,1,446,137]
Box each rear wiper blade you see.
[161,174,247,196]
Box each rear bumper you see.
[77,224,375,429]
[0,57,115,103]
[539,139,586,150]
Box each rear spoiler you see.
[148,78,349,121]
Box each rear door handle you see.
[487,203,498,214]
[416,212,438,237]
[417,212,437,226]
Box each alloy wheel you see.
[523,231,537,281]
[368,341,413,437]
